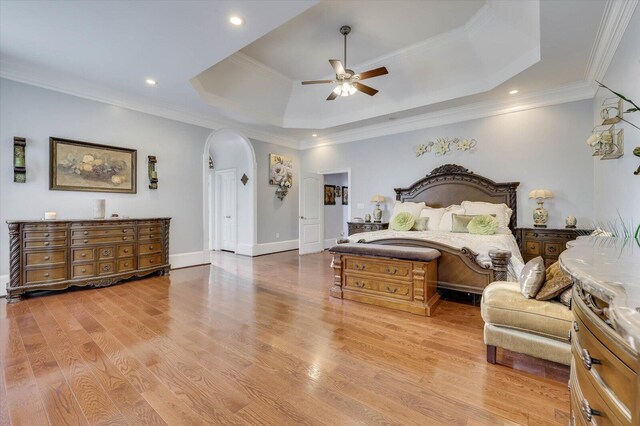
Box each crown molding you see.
[585,0,638,82]
[300,80,597,149]
[0,59,299,149]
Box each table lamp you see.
[528,189,553,228]
[371,195,385,223]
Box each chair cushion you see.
[481,281,572,342]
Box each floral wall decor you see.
[415,137,477,157]
[269,153,293,200]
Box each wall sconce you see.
[586,124,624,160]
[600,97,623,125]
[148,155,158,189]
[13,137,26,183]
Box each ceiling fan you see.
[301,25,388,100]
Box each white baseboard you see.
[251,239,299,256]
[235,243,255,257]
[0,275,7,297]
[169,251,210,269]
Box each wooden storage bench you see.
[329,243,441,316]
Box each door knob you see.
[300,216,305,219]
[225,216,231,219]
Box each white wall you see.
[208,132,254,253]
[302,100,595,229]
[592,7,640,226]
[0,79,211,287]
[323,173,348,244]
[250,139,300,244]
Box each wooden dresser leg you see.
[329,254,343,298]
[487,345,497,364]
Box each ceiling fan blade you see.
[329,59,345,76]
[301,80,334,85]
[353,82,378,96]
[357,67,388,80]
[326,91,338,101]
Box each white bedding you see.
[348,229,524,281]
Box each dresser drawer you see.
[344,275,411,299]
[343,257,412,280]
[24,230,67,240]
[97,246,116,260]
[71,227,134,238]
[544,242,563,257]
[571,359,626,426]
[117,244,135,257]
[72,235,134,245]
[139,254,162,268]
[23,223,67,230]
[24,239,67,249]
[139,226,162,236]
[524,240,541,255]
[72,263,95,279]
[138,231,162,241]
[573,312,634,420]
[97,261,115,275]
[25,250,66,267]
[25,267,67,284]
[117,258,136,272]
[72,248,95,262]
[138,241,162,255]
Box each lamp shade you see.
[528,189,553,199]
[371,195,385,203]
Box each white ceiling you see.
[0,0,636,149]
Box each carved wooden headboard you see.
[394,164,520,233]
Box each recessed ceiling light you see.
[312,134,318,137]
[229,16,244,26]
[509,89,519,95]
[146,79,157,86]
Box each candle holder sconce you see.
[13,137,26,183]
[148,155,158,189]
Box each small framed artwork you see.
[324,185,336,205]
[342,186,349,205]
[50,137,137,193]
[335,186,341,197]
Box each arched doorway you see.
[202,129,257,256]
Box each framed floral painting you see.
[269,154,293,187]
[49,137,137,193]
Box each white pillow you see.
[392,201,426,220]
[419,207,445,230]
[461,201,513,234]
[438,205,465,232]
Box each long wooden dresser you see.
[560,237,639,426]
[7,218,171,302]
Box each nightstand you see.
[347,222,389,236]
[516,227,590,268]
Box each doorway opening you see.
[322,171,350,248]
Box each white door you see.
[217,169,237,252]
[299,172,324,255]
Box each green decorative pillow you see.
[412,217,429,231]
[467,215,499,235]
[390,212,415,231]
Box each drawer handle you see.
[532,233,538,237]
[44,256,50,261]
[81,253,87,257]
[122,237,128,241]
[354,263,365,270]
[124,262,129,267]
[44,242,50,246]
[44,233,49,237]
[83,231,88,235]
[123,229,127,233]
[385,286,398,294]
[149,228,153,231]
[123,249,129,253]
[44,272,50,277]
[149,246,154,250]
[386,267,398,275]
[81,268,86,273]
[84,239,88,243]
[573,321,579,332]
[580,348,601,371]
[149,234,154,239]
[149,259,154,264]
[581,399,601,422]
[355,281,365,288]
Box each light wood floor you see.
[0,250,570,425]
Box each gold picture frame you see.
[50,137,137,193]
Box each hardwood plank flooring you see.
[0,250,569,425]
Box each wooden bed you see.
[354,163,520,295]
